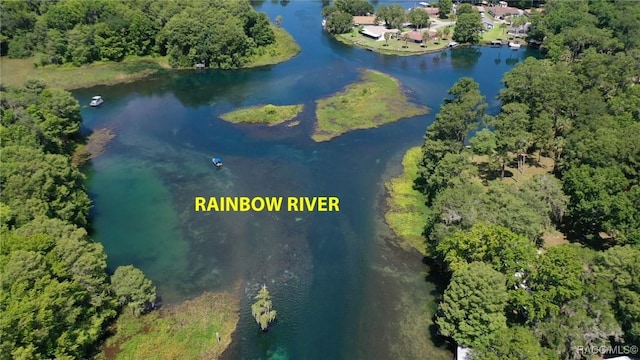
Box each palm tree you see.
[251,285,277,331]
[443,26,451,39]
[422,29,430,47]
[384,31,392,46]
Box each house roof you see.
[360,25,397,38]
[489,6,523,16]
[406,30,424,41]
[353,16,377,25]
[420,7,439,15]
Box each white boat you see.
[90,96,104,107]
[447,41,459,48]
[508,42,521,49]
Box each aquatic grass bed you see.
[100,291,239,360]
[220,104,304,126]
[0,56,171,90]
[313,69,429,142]
[384,147,431,255]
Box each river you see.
[77,1,538,359]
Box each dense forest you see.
[415,0,640,358]
[0,81,157,359]
[0,0,276,68]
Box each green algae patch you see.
[220,104,304,126]
[100,290,239,360]
[384,147,430,256]
[313,69,429,142]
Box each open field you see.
[1,56,171,90]
[99,291,239,360]
[313,69,429,142]
[220,104,304,126]
[384,146,430,256]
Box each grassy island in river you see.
[313,69,429,142]
[220,104,304,126]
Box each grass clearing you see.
[99,291,239,360]
[384,147,429,256]
[542,229,569,247]
[1,56,170,90]
[245,25,301,67]
[220,104,304,126]
[480,24,509,43]
[471,153,555,187]
[313,69,429,142]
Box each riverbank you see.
[0,56,172,90]
[99,290,239,360]
[244,25,301,68]
[0,26,299,90]
[383,146,430,255]
[313,69,429,142]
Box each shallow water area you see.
[79,1,538,358]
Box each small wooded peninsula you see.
[0,0,300,89]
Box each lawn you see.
[384,146,430,256]
[481,23,510,43]
[245,25,301,67]
[335,27,451,56]
[313,69,429,142]
[99,291,239,360]
[220,104,304,126]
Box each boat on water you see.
[212,157,223,168]
[90,96,104,107]
[447,41,459,48]
[508,41,521,49]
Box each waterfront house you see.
[488,6,523,19]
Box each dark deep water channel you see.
[76,2,538,359]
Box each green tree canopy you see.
[251,284,277,331]
[325,10,354,35]
[111,265,157,317]
[436,223,537,279]
[438,0,453,18]
[436,262,508,348]
[471,325,554,360]
[452,11,483,44]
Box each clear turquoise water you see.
[78,1,538,358]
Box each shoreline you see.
[335,33,527,57]
[0,27,299,90]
